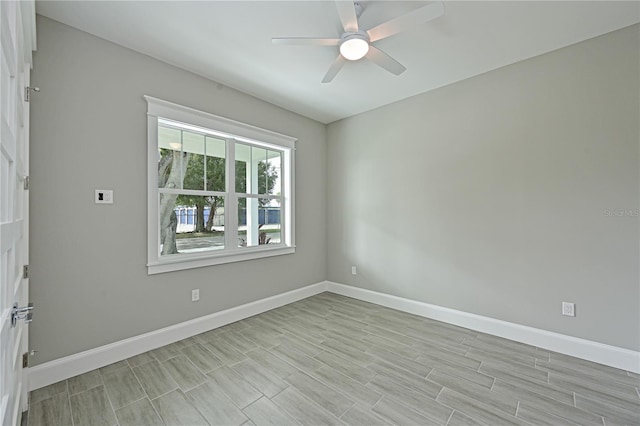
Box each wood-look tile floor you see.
[27,292,640,426]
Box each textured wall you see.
[327,25,639,351]
[29,16,327,364]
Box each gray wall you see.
[327,25,640,351]
[29,16,327,365]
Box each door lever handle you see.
[11,302,34,327]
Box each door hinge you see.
[22,352,28,368]
[23,265,29,279]
[25,86,39,102]
[23,176,29,190]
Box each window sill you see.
[147,245,296,275]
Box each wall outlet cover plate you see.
[562,302,576,317]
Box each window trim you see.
[145,96,296,275]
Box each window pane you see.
[182,131,205,190]
[237,197,281,248]
[235,144,283,195]
[266,150,282,196]
[158,125,182,150]
[158,125,183,189]
[253,146,267,195]
[235,143,251,193]
[206,136,226,192]
[160,194,225,256]
[159,192,179,255]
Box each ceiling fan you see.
[272,1,445,83]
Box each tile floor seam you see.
[101,383,120,426]
[369,395,384,411]
[494,377,587,407]
[148,387,180,402]
[495,383,612,426]
[189,391,220,426]
[559,380,640,409]
[444,408,454,426]
[66,389,74,426]
[264,347,313,376]
[271,386,342,424]
[113,394,148,412]
[370,392,384,408]
[433,392,455,415]
[266,385,288,402]
[180,381,209,394]
[373,394,436,425]
[146,396,165,426]
[129,366,150,400]
[285,371,356,417]
[425,368,435,381]
[304,367,362,404]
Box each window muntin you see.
[146,96,295,274]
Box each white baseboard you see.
[28,280,639,392]
[326,282,640,374]
[27,281,327,391]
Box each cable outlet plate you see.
[562,302,575,317]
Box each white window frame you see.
[145,96,296,274]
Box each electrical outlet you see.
[192,289,200,302]
[95,189,113,204]
[351,266,357,275]
[562,301,575,317]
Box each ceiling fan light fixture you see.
[339,34,369,61]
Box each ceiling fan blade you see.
[365,46,406,76]
[335,1,359,32]
[367,1,444,42]
[322,55,347,83]
[272,37,340,46]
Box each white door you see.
[0,1,35,425]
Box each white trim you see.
[148,246,296,274]
[326,282,640,373]
[145,96,296,149]
[27,282,326,391]
[284,148,295,247]
[146,113,159,270]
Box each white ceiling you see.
[36,1,639,124]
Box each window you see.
[146,96,295,274]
